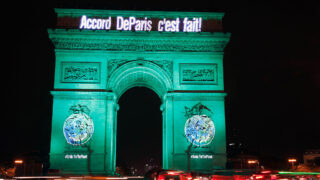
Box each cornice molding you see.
[48,29,230,52]
[51,90,116,100]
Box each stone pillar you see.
[105,93,118,175]
[49,90,117,175]
[161,93,174,169]
[162,92,227,171]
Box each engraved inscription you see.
[180,63,217,84]
[61,62,100,83]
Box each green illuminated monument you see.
[48,8,230,175]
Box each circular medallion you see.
[184,115,215,146]
[63,112,94,145]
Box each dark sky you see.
[4,0,320,166]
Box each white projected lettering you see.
[158,18,180,32]
[79,15,202,32]
[65,154,88,159]
[183,17,202,32]
[79,15,111,30]
[116,16,152,31]
[190,154,213,159]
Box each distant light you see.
[167,171,183,175]
[168,171,177,175]
[14,176,61,179]
[288,158,297,162]
[279,171,320,175]
[14,160,23,164]
[248,160,258,164]
[125,176,144,179]
[255,175,264,179]
[261,170,271,174]
[68,177,84,179]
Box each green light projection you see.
[48,8,230,175]
[184,103,216,147]
[185,114,215,147]
[63,104,94,145]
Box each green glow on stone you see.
[48,8,230,175]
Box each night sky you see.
[4,0,320,168]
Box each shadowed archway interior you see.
[116,87,162,175]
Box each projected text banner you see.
[57,15,223,32]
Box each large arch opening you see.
[108,60,173,175]
[116,87,162,176]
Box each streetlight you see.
[288,158,297,169]
[248,160,258,164]
[14,159,26,176]
[14,160,23,164]
[248,160,259,169]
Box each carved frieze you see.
[50,36,229,52]
[107,59,173,82]
[61,62,100,83]
[180,63,217,85]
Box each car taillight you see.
[158,175,165,180]
[184,172,192,180]
[270,175,278,180]
[168,171,179,175]
[255,175,264,179]
[251,174,264,180]
[261,171,271,174]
